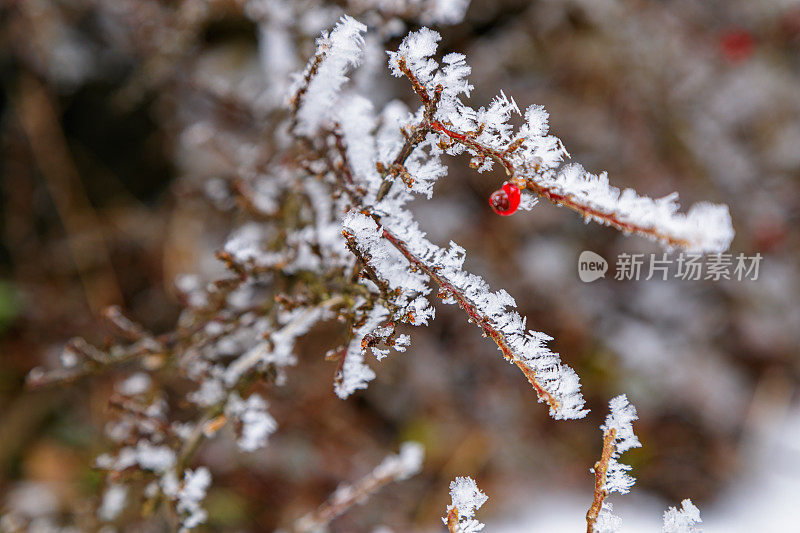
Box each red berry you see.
[489,181,521,216]
[720,28,754,63]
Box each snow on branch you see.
[599,394,642,495]
[586,395,641,533]
[336,211,431,398]
[225,392,278,452]
[223,303,333,387]
[289,15,367,137]
[662,499,702,533]
[172,467,212,531]
[388,28,734,253]
[30,8,729,530]
[317,34,588,418]
[343,209,587,420]
[293,442,424,533]
[443,476,488,533]
[419,0,471,25]
[334,303,387,398]
[321,69,588,418]
[528,167,734,253]
[584,397,702,533]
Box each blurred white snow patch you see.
[4,482,60,517]
[490,401,800,532]
[373,441,425,481]
[702,400,800,533]
[116,372,151,396]
[490,491,665,532]
[420,0,470,25]
[98,484,128,522]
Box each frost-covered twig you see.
[443,476,487,533]
[290,24,589,419]
[333,181,586,417]
[388,29,734,253]
[293,442,424,533]
[586,428,618,532]
[585,397,702,533]
[586,395,641,533]
[289,16,368,137]
[376,222,582,417]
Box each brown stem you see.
[523,182,691,249]
[342,234,401,315]
[374,58,438,202]
[397,57,432,109]
[292,453,413,533]
[446,507,459,532]
[375,125,430,202]
[288,52,325,134]
[586,428,617,533]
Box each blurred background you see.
[1,0,799,531]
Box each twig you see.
[379,227,561,412]
[292,443,422,533]
[321,117,563,411]
[324,132,562,412]
[446,507,459,533]
[392,56,693,249]
[586,428,617,533]
[425,119,692,249]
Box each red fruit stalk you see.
[489,181,521,216]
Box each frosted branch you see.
[443,476,487,533]
[390,28,734,253]
[289,16,367,137]
[293,442,424,533]
[343,210,587,420]
[586,395,641,533]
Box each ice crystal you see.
[600,394,642,495]
[663,499,702,533]
[226,393,278,452]
[443,476,487,533]
[291,16,367,136]
[175,467,212,530]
